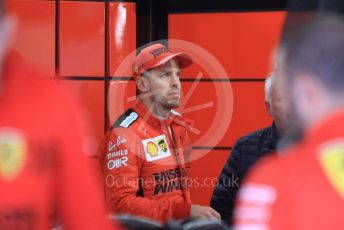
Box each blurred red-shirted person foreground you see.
[0,1,122,229]
[234,15,344,230]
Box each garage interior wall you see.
[7,0,286,205]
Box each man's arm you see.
[210,142,242,224]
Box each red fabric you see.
[234,109,344,230]
[0,54,122,230]
[99,100,192,223]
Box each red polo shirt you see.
[234,109,344,230]
[0,54,121,230]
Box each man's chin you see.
[164,100,180,109]
[277,120,304,151]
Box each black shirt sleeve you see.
[210,141,242,225]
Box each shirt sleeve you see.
[100,128,191,223]
[210,141,241,224]
[233,157,290,230]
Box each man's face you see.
[269,77,289,133]
[275,56,305,141]
[144,59,181,110]
[0,14,16,92]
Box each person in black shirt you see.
[210,74,288,225]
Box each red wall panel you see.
[108,80,137,127]
[188,149,230,205]
[109,2,136,77]
[229,82,272,144]
[179,81,271,148]
[60,1,104,77]
[169,12,286,78]
[7,0,55,75]
[59,80,105,157]
[176,81,233,148]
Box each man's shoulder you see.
[111,108,140,129]
[235,125,273,145]
[245,144,303,185]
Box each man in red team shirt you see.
[99,43,220,223]
[0,1,121,229]
[234,15,344,229]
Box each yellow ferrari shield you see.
[0,128,27,181]
[319,142,344,200]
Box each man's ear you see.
[293,73,325,120]
[0,14,17,58]
[265,101,272,116]
[136,76,150,94]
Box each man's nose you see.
[170,73,180,86]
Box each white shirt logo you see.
[108,136,127,152]
[142,134,171,162]
[120,112,138,128]
[107,157,128,170]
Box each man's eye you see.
[161,73,169,78]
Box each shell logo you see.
[146,141,158,157]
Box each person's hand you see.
[190,204,221,220]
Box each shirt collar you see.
[133,100,175,129]
[271,122,279,141]
[305,108,344,146]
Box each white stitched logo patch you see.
[108,136,127,152]
[142,135,171,162]
[107,157,128,170]
[120,112,138,128]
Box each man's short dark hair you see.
[0,0,4,17]
[281,14,344,94]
